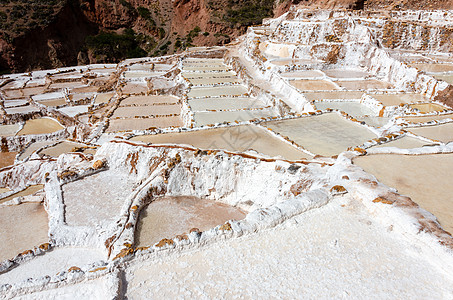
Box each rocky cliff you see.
[1,0,452,73]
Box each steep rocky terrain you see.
[1,0,453,73]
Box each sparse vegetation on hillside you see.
[85,29,147,63]
[224,0,275,26]
[0,0,67,39]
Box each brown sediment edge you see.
[110,139,331,166]
[354,175,453,250]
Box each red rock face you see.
[1,0,453,73]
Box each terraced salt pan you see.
[135,196,246,247]
[182,65,230,72]
[0,203,48,262]
[354,153,453,233]
[125,196,453,299]
[186,77,240,85]
[303,91,364,101]
[188,85,248,98]
[336,80,393,90]
[49,82,86,90]
[0,185,44,204]
[265,113,376,156]
[3,89,23,99]
[106,117,183,132]
[130,125,311,160]
[0,187,11,194]
[403,113,453,124]
[13,277,112,299]
[409,103,447,113]
[4,99,28,108]
[121,83,148,95]
[39,141,87,157]
[58,106,89,118]
[433,74,453,84]
[71,86,98,94]
[269,58,323,66]
[289,79,339,91]
[112,105,181,118]
[94,92,114,104]
[323,69,369,79]
[120,95,179,106]
[0,247,104,284]
[32,92,64,101]
[22,87,46,97]
[189,97,266,111]
[409,123,453,143]
[280,70,325,79]
[18,141,55,160]
[182,71,236,79]
[409,63,453,73]
[124,71,160,79]
[371,93,429,106]
[62,170,136,226]
[0,123,21,137]
[5,106,40,115]
[17,118,64,135]
[373,136,436,149]
[314,101,376,117]
[194,109,276,126]
[0,152,17,169]
[37,98,67,107]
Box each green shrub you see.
[85,30,147,62]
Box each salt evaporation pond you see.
[37,98,67,107]
[323,68,369,79]
[193,109,276,126]
[0,184,43,204]
[354,153,453,233]
[62,171,136,226]
[409,63,453,73]
[130,125,311,160]
[289,79,339,91]
[371,93,429,106]
[280,70,325,79]
[134,196,246,247]
[17,118,64,136]
[336,79,393,90]
[433,74,453,84]
[189,97,267,111]
[0,124,21,137]
[40,141,87,157]
[94,92,114,104]
[125,195,453,299]
[303,91,364,101]
[18,141,55,160]
[265,113,376,156]
[372,136,435,149]
[0,152,17,169]
[186,77,239,86]
[409,103,447,113]
[403,113,453,124]
[112,105,181,118]
[0,247,105,284]
[106,117,183,132]
[314,101,376,118]
[188,85,248,98]
[409,123,453,143]
[182,71,236,79]
[0,203,48,262]
[120,95,179,105]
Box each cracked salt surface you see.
[125,196,453,299]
